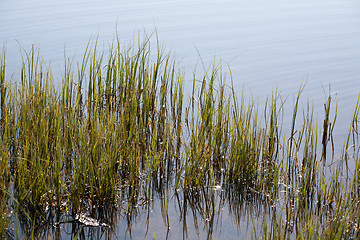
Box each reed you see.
[0,49,12,238]
[0,36,359,239]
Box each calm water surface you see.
[1,0,360,239]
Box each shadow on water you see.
[10,181,271,239]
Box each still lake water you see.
[1,0,360,239]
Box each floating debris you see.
[212,185,222,191]
[75,213,109,227]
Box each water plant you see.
[0,35,359,239]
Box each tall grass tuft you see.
[0,48,12,238]
[1,36,360,239]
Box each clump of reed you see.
[0,49,12,238]
[179,66,287,208]
[258,91,360,240]
[0,36,185,238]
[0,35,360,239]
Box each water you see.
[1,0,360,238]
[1,0,360,131]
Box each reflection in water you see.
[10,175,271,239]
[9,146,360,240]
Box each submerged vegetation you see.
[0,36,360,239]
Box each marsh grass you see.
[0,36,360,239]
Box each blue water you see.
[1,0,360,238]
[1,0,359,101]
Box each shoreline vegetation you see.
[0,36,360,239]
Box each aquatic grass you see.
[0,37,176,236]
[258,91,360,240]
[0,49,11,237]
[181,63,283,198]
[1,36,360,239]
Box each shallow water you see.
[1,0,360,238]
[13,187,267,239]
[1,0,359,98]
[1,0,360,134]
